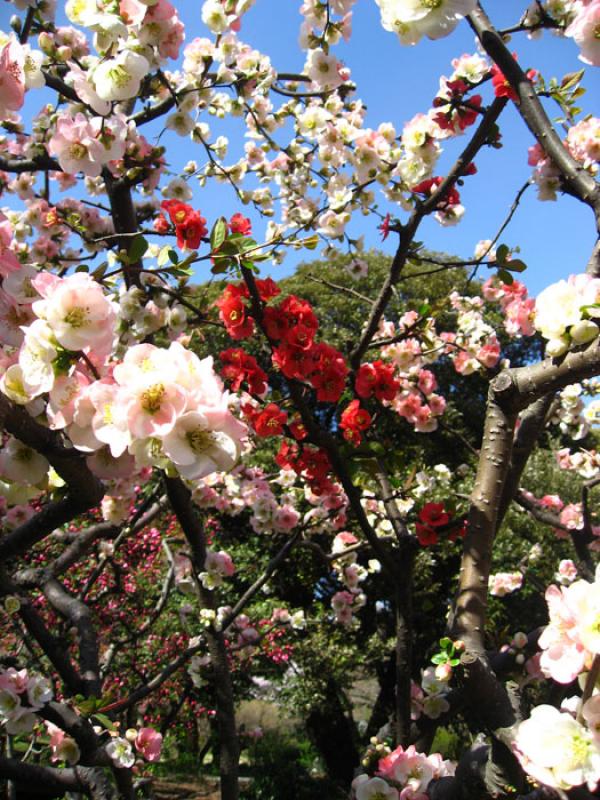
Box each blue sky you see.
[1,0,598,296]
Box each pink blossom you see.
[0,213,21,277]
[489,571,523,597]
[0,38,25,117]
[566,2,600,66]
[47,112,105,177]
[134,727,163,762]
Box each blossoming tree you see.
[0,0,599,798]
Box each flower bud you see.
[570,320,599,344]
[546,337,570,357]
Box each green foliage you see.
[240,731,345,800]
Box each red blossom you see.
[339,400,372,446]
[253,403,288,437]
[215,284,254,340]
[229,212,252,235]
[153,213,169,234]
[379,212,391,240]
[220,349,268,395]
[355,361,399,402]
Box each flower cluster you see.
[482,277,536,338]
[0,667,53,735]
[488,571,523,597]
[537,565,600,684]
[535,273,600,356]
[353,739,455,799]
[159,200,208,251]
[375,0,477,45]
[415,502,465,546]
[0,271,247,483]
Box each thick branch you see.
[164,476,239,800]
[43,579,101,697]
[0,396,104,561]
[468,2,600,272]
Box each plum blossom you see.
[352,775,399,800]
[47,112,106,177]
[304,48,345,89]
[46,721,81,765]
[0,438,49,486]
[200,550,235,589]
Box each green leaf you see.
[128,235,149,263]
[75,263,89,273]
[92,262,108,280]
[431,653,447,665]
[92,713,116,732]
[505,258,527,273]
[439,637,452,649]
[561,69,584,89]
[210,217,228,251]
[303,234,319,250]
[168,249,179,264]
[497,268,514,285]
[495,244,509,264]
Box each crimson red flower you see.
[220,349,268,395]
[215,284,254,340]
[289,418,308,441]
[412,177,461,209]
[175,210,207,250]
[255,277,280,302]
[254,403,288,437]
[161,199,193,226]
[275,440,300,471]
[339,400,372,446]
[416,523,439,547]
[379,212,391,240]
[419,502,450,528]
[229,212,252,236]
[355,361,399,402]
[491,62,537,103]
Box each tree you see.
[0,1,599,799]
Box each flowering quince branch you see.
[467,2,600,273]
[0,0,599,798]
[350,95,508,368]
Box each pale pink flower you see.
[47,112,105,177]
[515,704,600,791]
[489,571,523,597]
[0,38,25,117]
[134,727,163,762]
[352,775,399,800]
[0,213,21,277]
[566,2,600,66]
[32,272,117,355]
